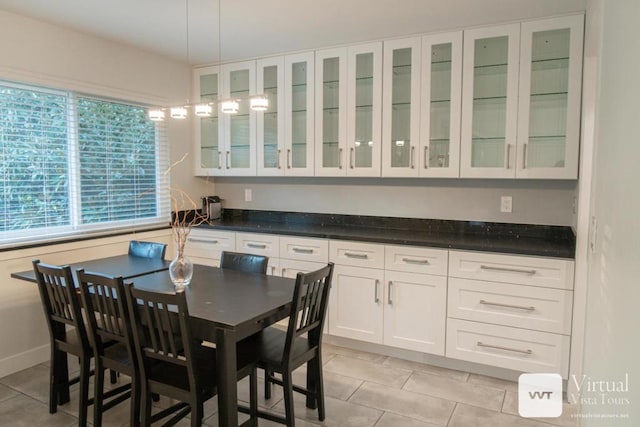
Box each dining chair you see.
[128,240,167,259]
[250,262,334,426]
[76,269,138,427]
[220,251,269,274]
[32,260,94,426]
[124,284,259,427]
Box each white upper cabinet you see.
[315,48,348,176]
[516,15,584,179]
[221,61,257,175]
[420,31,463,177]
[284,52,315,175]
[460,24,520,178]
[257,57,285,175]
[382,37,422,177]
[193,66,223,176]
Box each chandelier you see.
[148,0,268,121]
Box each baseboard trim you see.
[0,343,49,378]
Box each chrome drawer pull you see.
[277,149,282,169]
[477,341,532,355]
[401,258,430,265]
[374,279,380,303]
[345,252,368,259]
[292,247,313,254]
[480,265,536,275]
[271,266,277,275]
[479,300,535,311]
[388,281,393,305]
[338,147,343,169]
[247,243,267,249]
[188,238,219,244]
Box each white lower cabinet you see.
[185,229,236,267]
[383,270,446,355]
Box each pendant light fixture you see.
[148,0,268,121]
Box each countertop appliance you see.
[202,196,222,221]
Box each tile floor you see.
[0,343,577,427]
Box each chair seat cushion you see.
[246,327,315,370]
[103,343,133,366]
[148,345,217,393]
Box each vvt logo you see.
[519,373,563,418]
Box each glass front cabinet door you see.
[284,52,315,176]
[382,37,422,177]
[193,66,223,176]
[221,61,257,176]
[460,24,520,178]
[257,57,285,175]
[420,31,463,177]
[516,15,583,179]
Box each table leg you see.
[216,328,238,427]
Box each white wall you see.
[579,0,640,424]
[214,177,577,226]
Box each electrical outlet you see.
[244,188,252,202]
[500,196,513,213]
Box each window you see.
[0,81,169,247]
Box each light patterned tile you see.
[404,371,505,411]
[0,384,19,404]
[0,394,77,427]
[382,357,469,382]
[323,343,387,363]
[468,373,519,392]
[292,363,364,401]
[0,364,54,405]
[374,411,441,427]
[324,355,411,388]
[350,381,455,426]
[502,391,578,427]
[449,403,556,427]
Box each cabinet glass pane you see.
[200,73,219,169]
[229,69,250,168]
[263,65,279,168]
[354,53,374,168]
[322,57,340,168]
[471,36,508,168]
[390,48,412,168]
[527,28,570,168]
[291,61,307,168]
[429,43,453,168]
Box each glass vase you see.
[169,251,193,287]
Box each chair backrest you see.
[128,240,167,260]
[76,269,133,358]
[284,263,334,361]
[220,251,268,275]
[32,259,89,350]
[124,284,199,391]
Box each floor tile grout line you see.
[445,401,458,427]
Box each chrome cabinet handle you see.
[402,257,430,265]
[247,243,267,249]
[522,143,528,169]
[187,238,219,244]
[350,147,355,169]
[424,146,429,169]
[410,146,415,169]
[388,281,393,305]
[226,150,231,169]
[345,252,368,259]
[480,265,536,275]
[477,341,533,355]
[277,149,282,169]
[338,148,343,169]
[374,279,380,303]
[287,148,292,169]
[292,247,313,254]
[479,300,535,311]
[506,144,512,169]
[280,267,285,275]
[271,266,277,275]
[218,151,223,169]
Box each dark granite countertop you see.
[196,209,576,259]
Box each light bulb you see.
[221,100,239,114]
[395,140,405,147]
[195,104,213,117]
[148,109,165,121]
[250,96,269,111]
[170,107,188,119]
[368,141,373,147]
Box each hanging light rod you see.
[148,95,269,121]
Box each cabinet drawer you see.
[280,259,327,279]
[449,250,574,290]
[448,278,573,334]
[385,245,448,276]
[235,233,280,258]
[329,240,385,268]
[279,236,329,263]
[446,318,570,378]
[185,229,236,259]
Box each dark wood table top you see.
[130,264,296,339]
[11,254,170,283]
